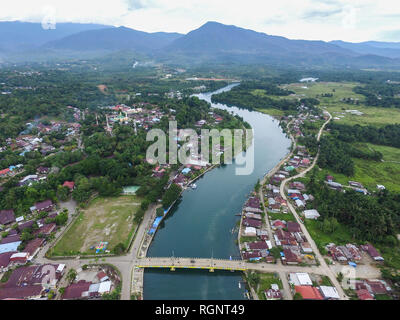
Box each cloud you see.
[302,8,342,20]
[0,0,400,42]
[125,0,153,10]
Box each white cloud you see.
[0,0,400,42]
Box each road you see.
[277,111,350,299]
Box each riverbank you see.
[144,84,291,299]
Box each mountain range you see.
[1,20,400,68]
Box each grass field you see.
[268,212,296,222]
[51,195,141,256]
[316,152,400,193]
[282,82,400,126]
[305,219,355,247]
[255,108,286,117]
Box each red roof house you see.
[63,181,75,190]
[357,289,374,300]
[295,286,323,300]
[0,168,10,176]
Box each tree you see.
[66,269,77,283]
[55,211,68,226]
[269,247,281,259]
[57,185,69,201]
[293,292,303,300]
[162,184,182,209]
[113,243,126,255]
[156,207,164,217]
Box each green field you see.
[255,108,286,117]
[317,152,400,193]
[305,219,355,248]
[283,82,400,126]
[51,196,141,256]
[267,212,296,222]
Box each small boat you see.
[191,183,197,189]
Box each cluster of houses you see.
[240,195,275,262]
[171,164,206,187]
[350,279,392,300]
[0,263,65,299]
[104,104,169,132]
[325,175,369,195]
[326,243,362,264]
[271,219,314,264]
[0,164,23,179]
[2,120,81,158]
[289,272,340,300]
[326,243,384,266]
[62,267,118,300]
[0,200,60,273]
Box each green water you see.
[144,84,291,300]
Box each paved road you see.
[277,111,350,299]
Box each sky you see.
[1,0,400,42]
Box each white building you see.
[319,286,340,299]
[289,273,313,286]
[304,209,320,220]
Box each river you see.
[144,84,291,300]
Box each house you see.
[289,273,313,286]
[295,199,305,207]
[303,209,320,220]
[0,168,10,177]
[319,286,340,300]
[357,289,374,300]
[366,280,390,295]
[62,280,93,300]
[0,251,16,272]
[0,285,43,300]
[24,238,45,257]
[242,218,262,228]
[287,221,301,233]
[361,244,384,261]
[37,166,49,174]
[0,241,22,255]
[9,252,29,265]
[1,234,21,245]
[301,242,313,253]
[34,223,56,236]
[245,241,269,251]
[31,200,54,213]
[265,288,282,300]
[0,264,62,299]
[327,181,342,189]
[0,209,16,225]
[97,271,109,282]
[242,251,262,261]
[243,227,257,237]
[283,249,301,265]
[295,286,323,300]
[18,220,34,232]
[63,181,75,191]
[272,220,286,230]
[19,175,39,186]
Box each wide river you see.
[144,84,291,299]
